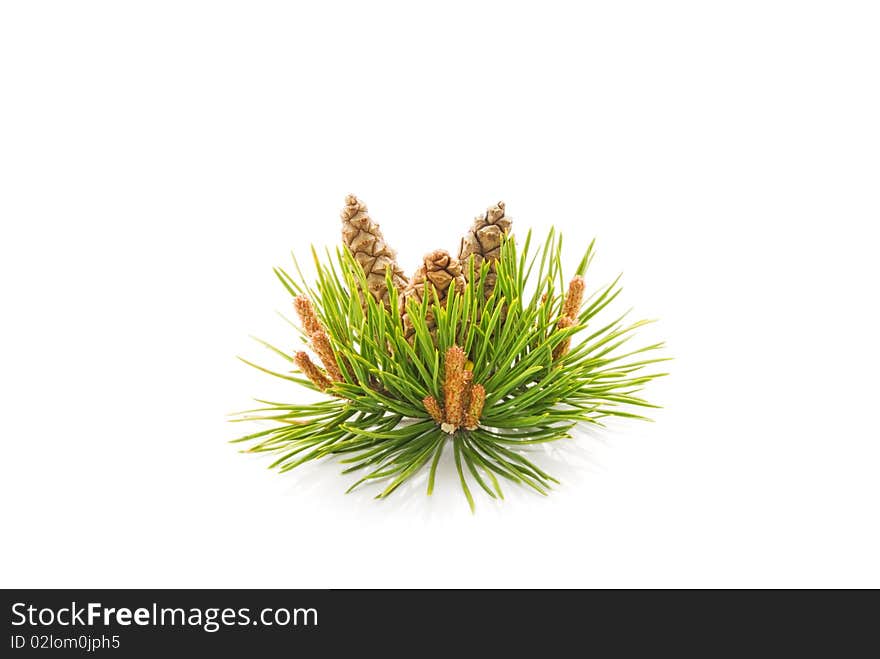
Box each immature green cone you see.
[401,249,466,341]
[458,200,512,297]
[341,194,408,306]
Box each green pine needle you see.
[233,230,667,510]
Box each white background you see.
[2,1,878,588]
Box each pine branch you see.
[234,205,667,510]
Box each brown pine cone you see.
[458,201,512,297]
[401,249,465,341]
[340,194,408,307]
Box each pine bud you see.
[444,345,466,385]
[422,395,445,425]
[463,384,486,431]
[294,296,323,336]
[309,329,343,382]
[340,194,408,306]
[443,346,470,430]
[562,275,586,322]
[552,316,574,360]
[293,351,333,391]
